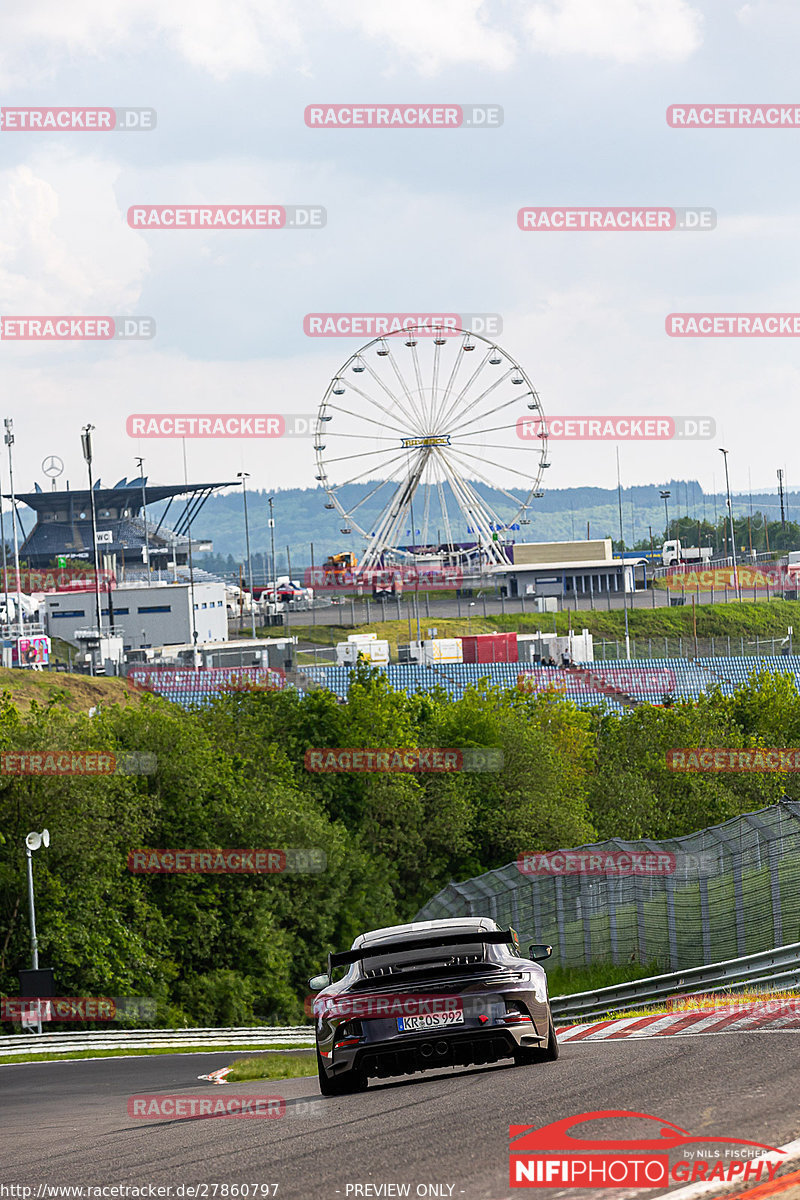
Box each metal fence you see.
[0,1026,314,1058]
[550,940,800,1023]
[594,636,794,661]
[415,802,800,973]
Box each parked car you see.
[309,916,557,1096]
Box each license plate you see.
[397,1010,464,1032]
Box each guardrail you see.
[0,1026,315,1058]
[4,941,799,1056]
[549,940,800,1024]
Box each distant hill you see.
[15,479,796,577]
[170,479,798,573]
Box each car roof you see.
[352,916,499,950]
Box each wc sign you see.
[96,531,113,544]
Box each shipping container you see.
[461,632,518,664]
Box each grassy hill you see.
[0,668,140,713]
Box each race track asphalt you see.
[1,1035,798,1200]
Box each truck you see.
[661,540,713,568]
[323,552,402,598]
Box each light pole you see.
[181,439,199,660]
[720,448,740,599]
[617,448,630,659]
[4,420,24,637]
[135,456,151,574]
[238,472,256,638]
[267,497,277,616]
[81,425,104,637]
[659,489,671,542]
[25,828,50,1034]
[0,452,9,632]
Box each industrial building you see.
[492,539,648,602]
[45,581,228,652]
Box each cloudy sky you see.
[0,0,797,516]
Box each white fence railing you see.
[0,1025,314,1057]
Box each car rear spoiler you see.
[328,928,518,975]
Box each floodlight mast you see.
[4,420,24,637]
[81,425,104,640]
[135,457,151,572]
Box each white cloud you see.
[321,0,517,74]
[0,152,149,312]
[522,0,702,63]
[0,0,305,85]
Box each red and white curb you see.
[556,1006,800,1042]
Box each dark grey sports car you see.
[309,916,558,1096]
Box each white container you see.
[336,638,390,665]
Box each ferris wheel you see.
[314,325,549,572]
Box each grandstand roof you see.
[9,481,237,512]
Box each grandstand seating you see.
[127,655,800,711]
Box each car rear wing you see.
[328,928,519,975]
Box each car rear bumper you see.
[325,1022,545,1081]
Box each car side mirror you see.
[528,944,552,962]
[308,973,331,991]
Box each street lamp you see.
[237,472,257,638]
[659,489,671,542]
[4,420,24,637]
[719,448,740,599]
[135,456,151,574]
[25,828,49,1034]
[80,425,104,637]
[267,496,277,615]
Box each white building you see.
[45,581,228,651]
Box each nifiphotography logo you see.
[508,1110,783,1188]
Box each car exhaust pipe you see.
[435,1041,449,1057]
[420,1043,434,1058]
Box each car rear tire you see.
[317,1051,368,1096]
[514,1013,559,1065]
